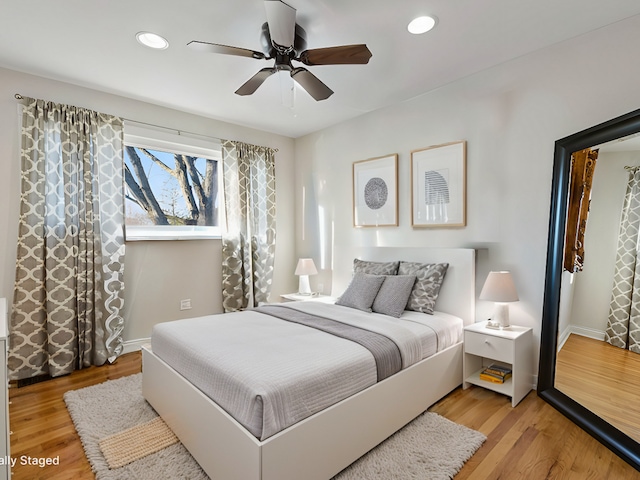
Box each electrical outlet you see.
[180,299,192,310]
[318,283,324,294]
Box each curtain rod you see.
[14,93,278,152]
[15,92,222,142]
[123,118,223,144]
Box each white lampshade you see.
[295,258,318,276]
[480,271,519,302]
[480,271,518,328]
[295,258,317,295]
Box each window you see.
[123,123,222,240]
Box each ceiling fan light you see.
[408,16,437,35]
[136,32,169,50]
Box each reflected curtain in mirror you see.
[564,148,598,272]
[9,97,126,381]
[221,140,276,312]
[606,166,640,353]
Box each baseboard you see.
[557,326,572,352]
[558,325,605,352]
[122,337,150,354]
[570,325,605,341]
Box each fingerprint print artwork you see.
[411,141,465,227]
[423,168,450,223]
[424,169,450,205]
[364,177,388,209]
[353,154,398,227]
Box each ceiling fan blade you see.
[188,41,266,60]
[264,0,296,49]
[235,67,278,96]
[297,44,372,66]
[291,68,333,101]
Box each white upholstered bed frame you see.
[142,247,476,480]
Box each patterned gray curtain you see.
[605,166,640,353]
[221,140,276,312]
[9,97,126,380]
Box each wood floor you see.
[8,352,141,480]
[556,333,640,443]
[8,351,640,480]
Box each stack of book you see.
[479,364,512,383]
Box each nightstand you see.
[280,293,333,303]
[463,321,533,407]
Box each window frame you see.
[123,123,223,241]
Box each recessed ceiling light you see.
[136,32,169,50]
[408,16,437,35]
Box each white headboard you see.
[332,247,476,326]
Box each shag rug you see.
[64,374,486,480]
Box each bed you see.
[142,247,476,480]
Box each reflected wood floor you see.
[8,351,640,479]
[555,333,640,443]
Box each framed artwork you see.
[352,154,398,227]
[411,140,466,227]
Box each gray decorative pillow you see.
[372,275,417,318]
[398,262,449,314]
[336,272,385,312]
[353,258,400,275]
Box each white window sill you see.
[125,226,221,241]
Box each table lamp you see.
[480,271,519,329]
[295,258,318,295]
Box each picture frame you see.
[411,140,466,227]
[353,154,398,227]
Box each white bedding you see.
[151,301,462,440]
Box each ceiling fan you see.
[188,0,372,101]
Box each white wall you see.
[294,14,640,371]
[569,150,640,336]
[0,67,297,344]
[4,14,640,368]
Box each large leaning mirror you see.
[539,108,640,470]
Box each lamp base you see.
[487,303,510,329]
[298,275,312,295]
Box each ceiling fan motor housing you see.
[260,22,307,57]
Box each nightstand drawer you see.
[465,331,514,363]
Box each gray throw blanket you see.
[255,304,402,381]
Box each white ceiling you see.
[2,0,640,138]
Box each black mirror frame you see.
[539,108,640,471]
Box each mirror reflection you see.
[555,133,640,443]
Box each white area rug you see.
[64,374,207,480]
[64,373,486,480]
